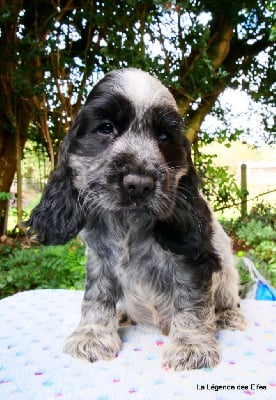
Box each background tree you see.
[0,0,274,233]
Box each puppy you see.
[27,68,246,370]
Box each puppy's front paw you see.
[216,308,247,331]
[162,341,220,371]
[63,326,122,362]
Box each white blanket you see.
[0,290,275,400]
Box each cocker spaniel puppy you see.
[28,68,246,370]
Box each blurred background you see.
[0,0,275,298]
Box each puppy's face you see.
[68,68,191,217]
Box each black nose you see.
[123,174,155,198]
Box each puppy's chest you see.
[115,228,175,328]
[115,224,170,279]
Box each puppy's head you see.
[69,69,194,213]
[28,68,196,244]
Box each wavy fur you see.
[27,68,246,370]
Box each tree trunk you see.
[16,126,23,228]
[184,89,224,143]
[0,112,30,234]
[0,130,17,234]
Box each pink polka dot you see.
[156,340,164,346]
[243,390,254,396]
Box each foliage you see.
[235,204,276,288]
[0,239,85,299]
[0,192,12,200]
[0,0,275,234]
[0,0,275,151]
[248,202,276,225]
[22,141,52,191]
[196,152,246,211]
[1,202,275,299]
[221,202,276,288]
[236,220,275,246]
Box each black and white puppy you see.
[28,68,246,370]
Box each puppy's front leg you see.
[64,253,121,362]
[163,291,219,371]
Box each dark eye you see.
[97,122,114,135]
[158,132,169,142]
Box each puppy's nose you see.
[123,174,154,198]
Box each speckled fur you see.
[28,68,246,370]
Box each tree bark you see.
[184,91,222,143]
[0,130,17,235]
[174,17,234,143]
[16,125,23,228]
[0,110,30,233]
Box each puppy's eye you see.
[158,132,169,142]
[97,122,114,135]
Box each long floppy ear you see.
[26,119,86,245]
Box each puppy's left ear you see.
[26,121,85,245]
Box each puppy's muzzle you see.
[123,174,155,199]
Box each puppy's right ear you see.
[26,118,86,245]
